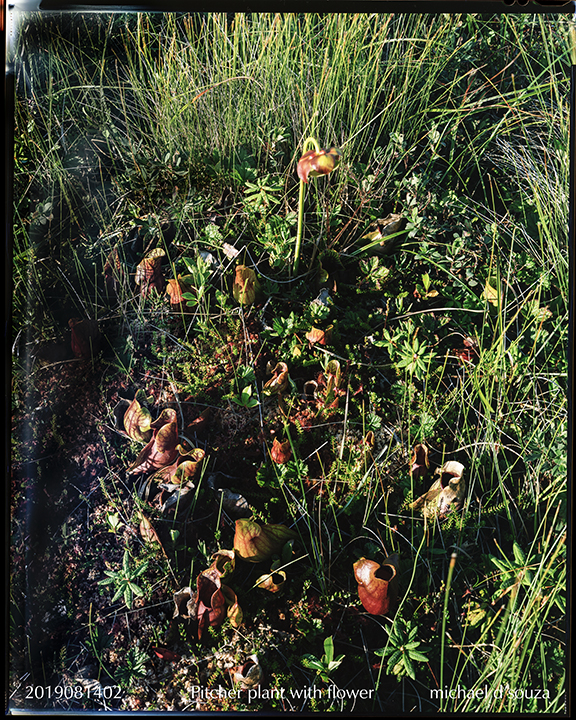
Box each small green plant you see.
[181,254,214,310]
[228,364,259,409]
[488,540,534,600]
[98,549,149,610]
[375,617,429,682]
[374,319,437,382]
[105,512,124,534]
[301,636,345,683]
[116,646,149,689]
[243,175,283,215]
[260,213,297,268]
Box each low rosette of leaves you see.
[353,554,399,616]
[374,617,429,682]
[301,636,345,683]
[234,518,298,563]
[98,548,149,610]
[173,550,242,640]
[488,540,534,601]
[135,443,205,514]
[409,460,465,518]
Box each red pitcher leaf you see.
[232,654,263,691]
[152,647,181,662]
[297,147,341,184]
[174,554,243,639]
[127,410,179,475]
[69,318,101,359]
[138,513,165,548]
[196,571,227,640]
[210,549,236,580]
[232,265,260,305]
[172,457,203,485]
[353,554,399,616]
[153,445,205,486]
[135,248,166,296]
[410,461,465,518]
[166,274,195,308]
[262,362,290,396]
[123,392,153,443]
[150,408,178,445]
[305,325,333,347]
[221,584,243,628]
[410,443,430,481]
[270,437,292,464]
[234,518,298,563]
[255,570,286,593]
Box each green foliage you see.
[116,647,149,690]
[301,636,345,683]
[228,364,259,409]
[488,541,534,599]
[243,175,283,216]
[98,549,149,610]
[259,213,297,268]
[375,617,429,682]
[373,319,437,382]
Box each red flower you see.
[297,147,341,184]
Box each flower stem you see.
[293,137,320,277]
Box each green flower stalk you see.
[293,137,341,276]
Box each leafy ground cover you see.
[9,11,569,714]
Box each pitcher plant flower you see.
[293,137,341,277]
